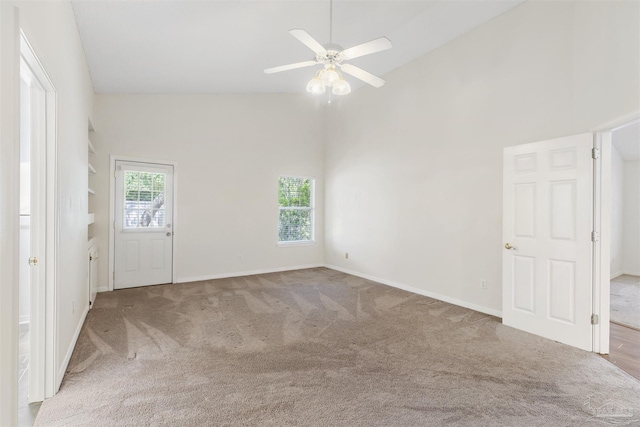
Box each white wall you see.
[324,0,640,315]
[16,0,94,387]
[93,94,325,288]
[623,160,640,275]
[611,145,624,278]
[0,3,21,424]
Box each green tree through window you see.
[124,171,166,228]
[278,177,313,242]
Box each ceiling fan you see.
[264,1,392,96]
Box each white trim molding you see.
[591,111,640,132]
[324,264,502,318]
[57,303,88,392]
[20,29,59,401]
[177,264,324,284]
[130,262,503,320]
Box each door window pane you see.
[124,171,166,228]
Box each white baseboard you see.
[105,262,502,319]
[324,264,502,318]
[611,271,640,280]
[57,303,89,392]
[177,264,325,284]
[96,285,109,293]
[19,315,30,325]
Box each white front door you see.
[503,133,594,351]
[114,161,174,289]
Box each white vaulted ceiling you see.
[71,0,524,93]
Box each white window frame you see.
[277,175,315,246]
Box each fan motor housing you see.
[317,44,344,64]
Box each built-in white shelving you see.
[88,121,96,222]
[88,118,98,306]
[88,119,96,225]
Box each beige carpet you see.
[35,268,640,426]
[611,275,640,330]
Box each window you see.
[123,170,166,229]
[278,176,314,243]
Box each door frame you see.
[19,31,58,400]
[591,111,640,354]
[108,155,178,291]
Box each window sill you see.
[277,240,316,248]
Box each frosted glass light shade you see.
[321,67,340,87]
[332,78,351,96]
[306,77,325,94]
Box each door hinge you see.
[592,148,600,159]
[591,231,599,242]
[591,314,599,325]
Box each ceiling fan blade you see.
[340,64,385,88]
[264,60,318,74]
[340,37,392,60]
[289,29,327,55]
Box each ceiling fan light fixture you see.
[264,0,391,98]
[306,72,326,95]
[332,78,351,96]
[321,65,340,87]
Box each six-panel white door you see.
[114,161,174,289]
[503,133,594,351]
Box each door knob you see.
[504,243,516,250]
[166,232,172,237]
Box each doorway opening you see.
[602,120,640,379]
[18,32,58,425]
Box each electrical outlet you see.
[345,252,349,259]
[480,280,487,290]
